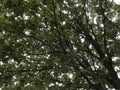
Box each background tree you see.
[0,0,120,89]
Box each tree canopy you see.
[0,0,120,89]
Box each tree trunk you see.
[104,61,120,90]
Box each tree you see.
[0,0,120,89]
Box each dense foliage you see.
[0,0,120,89]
